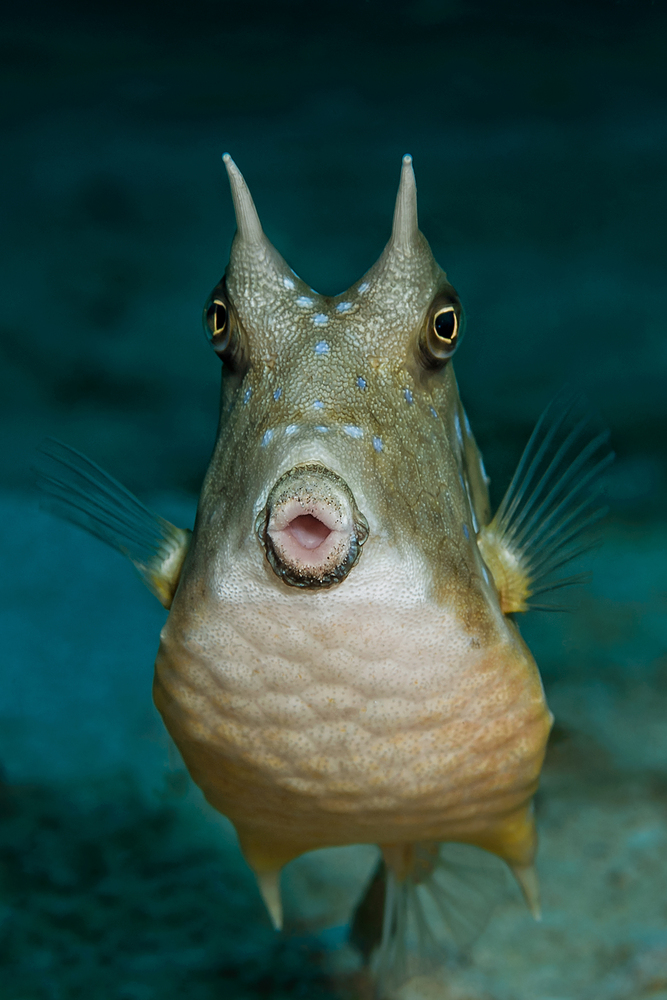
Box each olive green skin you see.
[153,160,552,881]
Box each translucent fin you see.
[350,857,387,961]
[372,842,508,998]
[35,440,191,609]
[477,390,614,613]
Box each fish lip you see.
[255,463,369,589]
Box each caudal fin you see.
[35,440,191,608]
[362,842,508,998]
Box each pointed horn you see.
[255,868,283,931]
[511,863,542,921]
[390,153,419,250]
[222,153,264,246]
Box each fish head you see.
[196,154,492,610]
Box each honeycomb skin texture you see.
[153,158,554,877]
[154,534,552,873]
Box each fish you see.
[37,153,613,996]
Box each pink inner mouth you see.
[260,464,368,587]
[267,498,350,574]
[286,513,333,550]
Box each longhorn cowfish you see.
[38,154,612,995]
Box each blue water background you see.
[2,2,667,997]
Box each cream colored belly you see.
[153,558,551,864]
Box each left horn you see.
[223,154,295,301]
[390,154,419,252]
[223,153,266,248]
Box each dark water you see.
[2,2,667,997]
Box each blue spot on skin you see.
[315,425,328,433]
[243,387,252,404]
[313,313,329,326]
[454,412,463,447]
[404,389,414,404]
[297,296,313,307]
[343,425,364,439]
[336,301,352,313]
[283,277,295,290]
[430,406,438,418]
[463,410,472,435]
[273,388,282,401]
[314,340,330,355]
[463,524,470,540]
[357,376,367,390]
[358,282,369,293]
[261,429,274,447]
[313,400,324,410]
[285,424,298,436]
[373,436,383,453]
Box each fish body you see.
[154,156,551,888]
[38,154,612,992]
[155,495,549,869]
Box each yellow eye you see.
[420,298,463,368]
[205,298,228,341]
[433,306,458,347]
[202,281,247,373]
[203,280,235,358]
[204,296,232,354]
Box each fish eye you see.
[205,299,228,342]
[203,287,232,354]
[202,279,246,372]
[433,306,458,346]
[419,296,463,369]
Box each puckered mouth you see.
[255,464,369,589]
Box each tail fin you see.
[365,842,508,998]
[35,439,191,609]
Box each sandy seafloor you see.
[2,2,667,997]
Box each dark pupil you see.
[434,309,456,342]
[206,300,227,337]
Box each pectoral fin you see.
[477,390,613,613]
[36,440,191,609]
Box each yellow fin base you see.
[477,523,531,613]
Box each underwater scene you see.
[2,1,667,997]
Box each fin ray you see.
[477,390,613,614]
[508,436,612,552]
[35,440,191,609]
[501,418,598,542]
[372,843,507,997]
